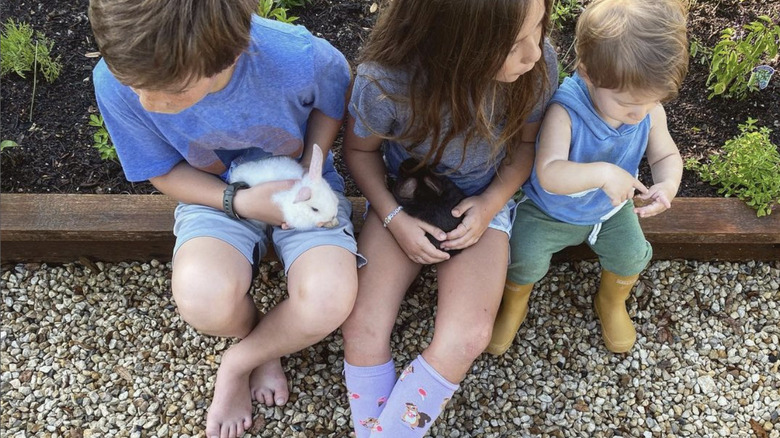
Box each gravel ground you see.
[1,259,779,438]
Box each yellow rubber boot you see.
[594,270,639,353]
[485,282,534,356]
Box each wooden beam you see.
[1,194,777,263]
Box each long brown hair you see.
[89,0,256,90]
[360,0,551,168]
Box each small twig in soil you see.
[30,41,38,123]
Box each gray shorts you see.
[490,199,517,238]
[173,193,366,274]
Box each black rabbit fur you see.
[391,158,467,255]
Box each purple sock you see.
[344,359,397,437]
[369,355,459,437]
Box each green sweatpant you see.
[507,199,652,285]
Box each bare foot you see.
[249,358,289,406]
[205,359,253,438]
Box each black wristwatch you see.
[223,182,249,219]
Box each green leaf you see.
[691,119,780,216]
[1,139,19,150]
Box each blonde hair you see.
[575,0,689,100]
[359,0,552,168]
[89,0,257,90]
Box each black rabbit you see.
[391,158,467,255]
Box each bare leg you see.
[341,212,423,366]
[172,237,259,438]
[205,244,357,438]
[351,228,508,436]
[424,229,508,382]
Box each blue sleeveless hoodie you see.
[522,73,650,225]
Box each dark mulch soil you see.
[2,0,778,198]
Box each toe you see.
[260,389,274,406]
[205,418,220,438]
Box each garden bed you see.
[1,0,778,263]
[1,193,778,263]
[1,0,778,197]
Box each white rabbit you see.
[228,144,340,230]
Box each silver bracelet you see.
[382,205,404,228]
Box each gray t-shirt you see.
[349,40,558,196]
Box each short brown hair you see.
[89,0,256,90]
[575,0,689,100]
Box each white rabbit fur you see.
[228,144,340,230]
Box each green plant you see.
[685,118,780,217]
[274,0,310,8]
[557,59,570,84]
[0,19,62,83]
[257,0,298,23]
[689,37,712,65]
[550,0,581,30]
[1,140,19,151]
[88,114,118,161]
[706,16,780,100]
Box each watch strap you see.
[223,182,249,220]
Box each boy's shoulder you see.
[248,16,345,69]
[250,15,311,41]
[93,58,133,103]
[249,16,330,55]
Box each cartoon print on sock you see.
[400,402,432,430]
[360,417,383,432]
[399,364,415,381]
[440,397,450,412]
[377,396,387,407]
[347,390,360,400]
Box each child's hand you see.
[633,183,674,218]
[601,165,649,207]
[387,211,450,264]
[441,196,492,251]
[234,179,297,226]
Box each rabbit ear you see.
[294,186,312,203]
[396,178,417,200]
[308,144,324,182]
[423,176,444,196]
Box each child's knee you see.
[433,320,494,363]
[601,241,653,276]
[292,280,357,335]
[172,275,248,331]
[507,256,550,285]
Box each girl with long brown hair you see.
[340,0,558,435]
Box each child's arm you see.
[301,108,343,168]
[149,162,293,225]
[535,103,648,206]
[633,105,683,218]
[441,122,537,250]
[343,116,450,264]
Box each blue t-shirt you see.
[349,40,558,197]
[523,72,651,225]
[93,16,351,183]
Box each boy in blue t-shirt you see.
[487,0,689,356]
[89,1,363,436]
